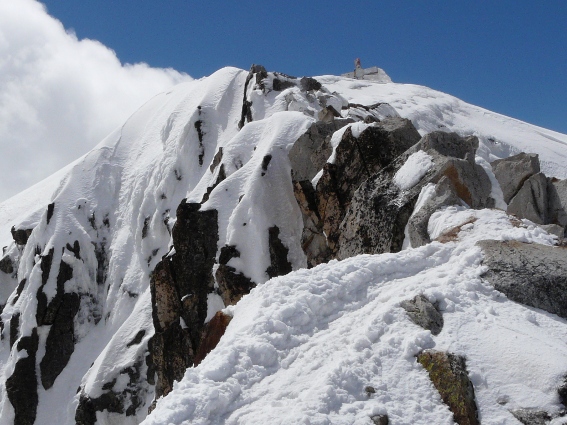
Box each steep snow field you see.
[0,67,566,424]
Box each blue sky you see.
[41,0,566,134]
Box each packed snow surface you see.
[144,208,566,424]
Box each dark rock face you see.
[11,226,33,246]
[400,295,444,335]
[148,322,193,399]
[417,350,479,425]
[507,173,549,224]
[215,245,255,306]
[479,240,567,318]
[266,226,292,279]
[0,255,14,275]
[339,132,493,259]
[510,409,552,425]
[299,76,322,92]
[75,358,148,425]
[46,202,55,225]
[238,64,268,129]
[193,311,232,366]
[40,292,80,389]
[6,328,39,425]
[9,312,20,348]
[149,200,219,399]
[491,152,540,204]
[371,414,389,425]
[294,118,422,265]
[288,119,352,183]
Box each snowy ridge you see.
[144,209,565,424]
[0,65,565,425]
[318,76,567,180]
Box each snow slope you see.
[0,66,566,425]
[319,75,567,180]
[143,209,566,425]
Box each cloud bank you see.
[0,0,192,202]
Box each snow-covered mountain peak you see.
[0,65,566,425]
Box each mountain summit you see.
[0,65,566,425]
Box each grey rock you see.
[558,374,567,407]
[548,178,567,227]
[289,119,352,182]
[407,176,462,248]
[420,131,479,161]
[317,105,341,123]
[507,173,548,224]
[371,414,389,425]
[479,240,567,318]
[510,409,551,425]
[338,132,493,259]
[540,224,565,242]
[292,117,421,266]
[417,350,479,425]
[299,76,322,92]
[400,295,444,335]
[491,153,540,204]
[292,180,331,268]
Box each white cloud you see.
[0,0,192,202]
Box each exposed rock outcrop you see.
[339,132,493,258]
[406,176,462,248]
[215,245,255,306]
[10,226,33,246]
[193,311,232,366]
[417,350,479,425]
[288,119,351,183]
[479,240,567,318]
[510,409,552,425]
[507,172,549,224]
[293,117,422,265]
[149,200,218,399]
[0,255,14,275]
[371,414,389,425]
[548,178,567,229]
[6,328,39,425]
[491,152,540,204]
[400,295,444,335]
[266,226,292,278]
